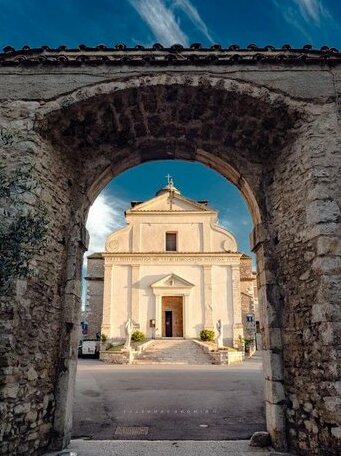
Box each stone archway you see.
[1,56,340,456]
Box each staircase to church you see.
[135,339,212,365]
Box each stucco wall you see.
[105,263,237,340]
[140,222,203,252]
[109,265,130,338]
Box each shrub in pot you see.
[131,330,145,342]
[200,329,215,341]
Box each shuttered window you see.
[166,232,177,251]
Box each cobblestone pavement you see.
[135,340,212,364]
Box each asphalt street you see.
[72,353,265,441]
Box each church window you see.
[166,232,177,251]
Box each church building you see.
[85,178,258,346]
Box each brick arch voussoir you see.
[37,73,307,118]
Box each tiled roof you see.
[0,43,340,66]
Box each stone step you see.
[135,339,212,365]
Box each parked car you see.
[78,339,100,358]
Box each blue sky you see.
[1,0,340,274]
[1,1,340,48]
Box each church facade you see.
[85,180,258,346]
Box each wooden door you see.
[162,296,183,337]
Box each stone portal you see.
[0,45,340,456]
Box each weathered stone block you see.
[264,379,285,405]
[306,200,340,225]
[263,350,284,381]
[317,237,341,256]
[331,427,341,438]
[249,431,271,447]
[265,401,286,450]
[312,256,341,275]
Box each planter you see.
[100,349,135,364]
[193,339,244,365]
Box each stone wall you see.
[252,96,341,454]
[268,105,341,455]
[0,54,340,456]
[240,255,257,339]
[84,254,104,339]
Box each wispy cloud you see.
[292,0,330,25]
[272,0,340,40]
[128,0,213,47]
[82,192,128,305]
[128,0,189,46]
[85,192,127,259]
[174,0,213,42]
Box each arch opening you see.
[75,159,264,442]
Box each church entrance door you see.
[162,296,183,337]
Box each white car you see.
[78,339,100,358]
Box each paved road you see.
[72,353,265,441]
[49,440,279,456]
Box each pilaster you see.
[132,222,141,252]
[203,265,213,328]
[101,262,112,337]
[202,221,211,252]
[131,265,140,325]
[231,264,244,345]
[155,293,162,338]
[183,293,191,338]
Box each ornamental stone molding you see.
[103,254,242,265]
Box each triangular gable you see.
[151,273,195,288]
[128,192,214,213]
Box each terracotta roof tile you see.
[0,43,339,66]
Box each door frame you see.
[151,276,194,339]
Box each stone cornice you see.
[0,43,340,66]
[126,210,215,215]
[102,252,241,265]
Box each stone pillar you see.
[131,265,140,326]
[183,293,191,338]
[231,264,244,346]
[101,262,112,337]
[52,222,88,450]
[203,265,213,328]
[154,294,162,338]
[84,255,104,338]
[251,226,286,451]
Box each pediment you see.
[129,193,212,213]
[151,273,195,288]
